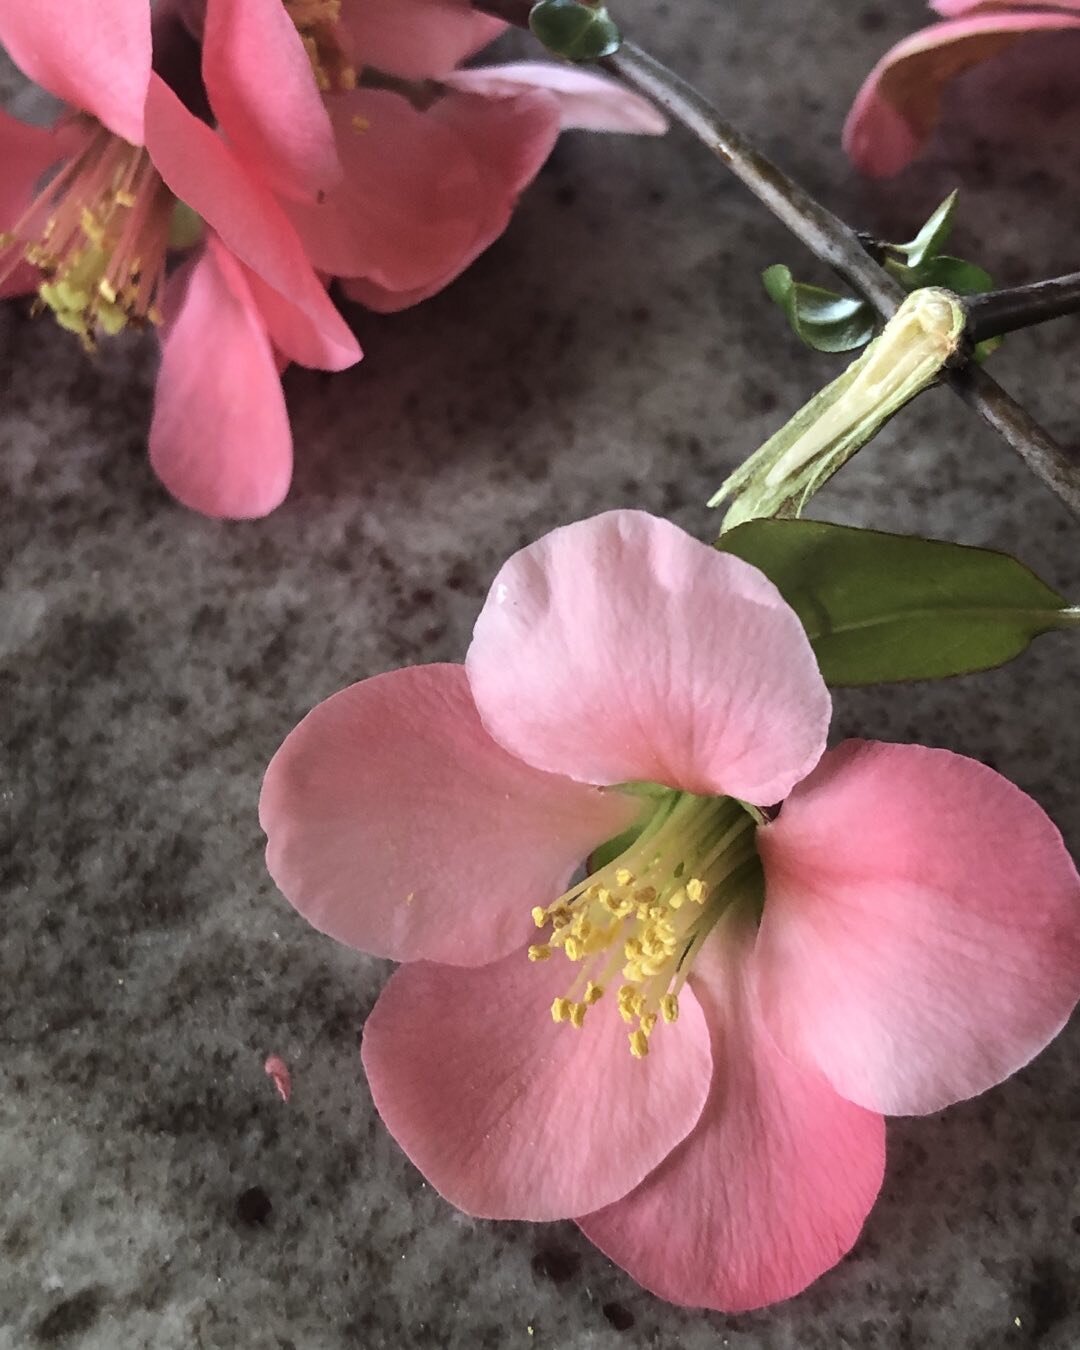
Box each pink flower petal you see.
[0,0,151,144]
[466,511,830,804]
[0,110,72,299]
[143,73,356,367]
[338,0,503,80]
[260,663,638,966]
[444,63,668,135]
[202,0,341,204]
[338,81,563,313]
[580,920,884,1312]
[361,948,712,1220]
[283,89,484,287]
[264,1054,292,1102]
[240,261,361,372]
[755,740,1080,1117]
[933,1,1080,13]
[844,12,1080,176]
[149,238,293,519]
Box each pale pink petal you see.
[755,741,1080,1117]
[202,0,341,203]
[933,1,1080,13]
[580,919,884,1312]
[264,1054,292,1102]
[149,239,293,519]
[338,0,503,80]
[844,12,1080,176]
[0,0,151,144]
[444,63,668,135]
[362,949,712,1220]
[466,511,830,805]
[260,663,638,966]
[143,73,356,365]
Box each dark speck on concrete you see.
[235,1186,274,1227]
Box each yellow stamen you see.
[529,791,760,1056]
[284,0,357,93]
[629,1029,650,1059]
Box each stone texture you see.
[2,3,1079,1348]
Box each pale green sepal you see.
[710,288,966,529]
[168,201,204,251]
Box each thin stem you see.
[946,362,1080,517]
[474,0,1080,517]
[602,44,904,317]
[965,272,1080,342]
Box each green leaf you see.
[762,264,876,353]
[529,0,621,61]
[717,518,1078,684]
[887,190,957,269]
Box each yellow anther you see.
[623,938,642,960]
[570,913,592,939]
[527,944,552,962]
[584,981,604,1005]
[551,997,572,1023]
[686,877,709,904]
[563,937,582,962]
[629,1030,650,1058]
[640,1013,657,1037]
[351,114,370,132]
[569,1002,588,1029]
[668,888,686,910]
[531,906,547,929]
[660,993,680,1023]
[615,868,634,887]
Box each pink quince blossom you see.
[259,509,1080,1312]
[845,1,1080,176]
[191,0,667,314]
[0,0,360,519]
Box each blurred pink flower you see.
[0,0,359,518]
[845,0,1080,176]
[260,509,1080,1311]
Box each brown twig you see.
[966,272,1080,343]
[475,0,1080,517]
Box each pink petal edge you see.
[755,740,1080,1116]
[0,0,151,144]
[362,948,712,1220]
[260,663,639,967]
[580,915,885,1312]
[466,510,830,804]
[150,237,293,519]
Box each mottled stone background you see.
[2,2,1079,1347]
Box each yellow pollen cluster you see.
[0,125,174,351]
[534,864,708,1056]
[284,0,357,92]
[528,792,759,1058]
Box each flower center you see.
[529,791,761,1057]
[284,0,357,92]
[0,121,176,350]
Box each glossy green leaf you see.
[888,190,957,269]
[529,0,621,60]
[717,518,1078,684]
[762,265,876,353]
